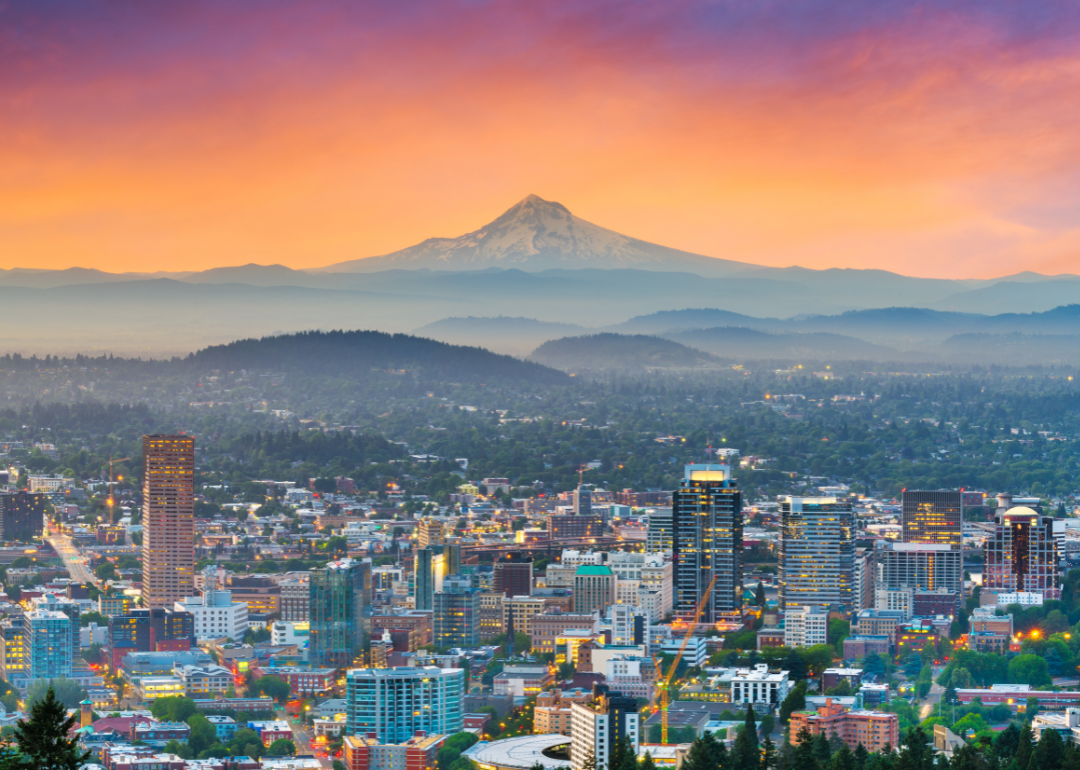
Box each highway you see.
[47,533,97,585]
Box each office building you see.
[730,664,792,706]
[228,575,281,616]
[310,558,371,669]
[418,518,446,548]
[142,435,195,608]
[107,607,195,669]
[984,504,1064,598]
[902,490,962,548]
[784,605,829,648]
[574,487,593,517]
[434,577,481,649]
[573,566,616,614]
[25,608,74,680]
[279,575,310,621]
[494,553,533,598]
[609,604,644,647]
[672,464,743,621]
[0,492,47,542]
[645,508,673,553]
[31,593,80,654]
[569,688,640,770]
[345,666,464,742]
[503,596,546,640]
[176,586,249,641]
[0,621,26,682]
[854,546,877,612]
[415,548,435,611]
[550,515,605,540]
[779,497,855,611]
[875,542,963,616]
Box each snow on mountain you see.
[318,194,750,273]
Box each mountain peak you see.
[318,195,751,274]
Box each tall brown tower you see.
[141,435,195,608]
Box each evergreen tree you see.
[829,743,855,770]
[895,726,933,770]
[1032,727,1066,770]
[854,744,870,770]
[762,736,778,770]
[792,728,819,770]
[780,681,808,724]
[582,751,598,770]
[828,732,847,757]
[639,752,657,770]
[734,708,760,770]
[12,685,90,770]
[996,724,1021,762]
[785,650,807,681]
[755,582,767,606]
[1016,724,1035,770]
[813,733,833,766]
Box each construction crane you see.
[651,572,718,745]
[106,457,130,510]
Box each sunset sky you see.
[3,1,1080,279]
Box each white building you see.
[570,694,640,770]
[272,620,310,648]
[730,664,792,706]
[994,592,1044,607]
[784,605,829,648]
[659,636,707,668]
[610,605,641,646]
[604,656,653,700]
[176,664,234,696]
[175,589,249,641]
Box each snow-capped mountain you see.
[318,194,750,274]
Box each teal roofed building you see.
[573,565,615,614]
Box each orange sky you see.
[3,1,1080,279]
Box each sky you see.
[3,1,1080,279]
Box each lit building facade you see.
[433,577,481,649]
[142,435,195,609]
[901,490,963,548]
[779,497,854,611]
[672,464,743,622]
[344,666,464,742]
[0,492,47,542]
[984,506,1063,598]
[310,558,371,669]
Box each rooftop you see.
[574,566,614,577]
[463,734,572,770]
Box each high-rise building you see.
[142,435,195,609]
[902,490,963,548]
[569,687,640,770]
[574,487,593,517]
[854,545,877,612]
[0,492,47,542]
[31,593,80,655]
[645,508,673,553]
[415,549,435,611]
[494,553,533,598]
[107,607,195,669]
[984,504,1063,598]
[310,558,371,669]
[783,605,829,648]
[573,566,616,615]
[672,464,743,621]
[779,497,855,611]
[0,622,26,683]
[345,666,464,742]
[24,608,74,680]
[434,577,481,649]
[875,542,963,616]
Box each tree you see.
[733,708,760,770]
[13,685,90,770]
[79,611,108,627]
[755,582,767,606]
[830,743,855,770]
[27,678,87,709]
[163,739,194,760]
[187,715,218,756]
[1016,724,1035,770]
[640,752,658,770]
[903,655,923,678]
[792,728,819,770]
[150,696,198,723]
[1032,727,1066,770]
[784,649,806,681]
[94,562,117,581]
[862,652,886,677]
[251,675,291,702]
[895,725,933,770]
[780,681,808,724]
[581,751,597,770]
[762,736,778,770]
[1008,655,1051,687]
[267,739,297,757]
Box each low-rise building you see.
[784,606,828,648]
[493,665,554,697]
[176,664,234,697]
[842,635,890,661]
[135,676,185,702]
[342,733,447,770]
[534,689,593,736]
[205,715,238,740]
[729,664,791,707]
[248,720,293,746]
[789,699,899,753]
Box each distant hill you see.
[188,330,569,383]
[940,333,1080,365]
[414,316,591,355]
[664,326,904,361]
[610,308,778,334]
[530,333,719,370]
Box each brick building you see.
[789,699,899,753]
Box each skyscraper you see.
[310,558,371,669]
[142,435,195,609]
[0,492,47,542]
[24,608,73,681]
[433,576,481,649]
[345,666,464,742]
[901,490,963,548]
[779,497,855,611]
[574,486,592,516]
[671,464,743,621]
[875,542,963,615]
[984,504,1063,598]
[414,548,434,611]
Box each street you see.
[278,707,332,768]
[46,533,97,586]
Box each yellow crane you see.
[651,572,718,744]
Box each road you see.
[920,682,944,720]
[47,533,97,585]
[278,707,332,768]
